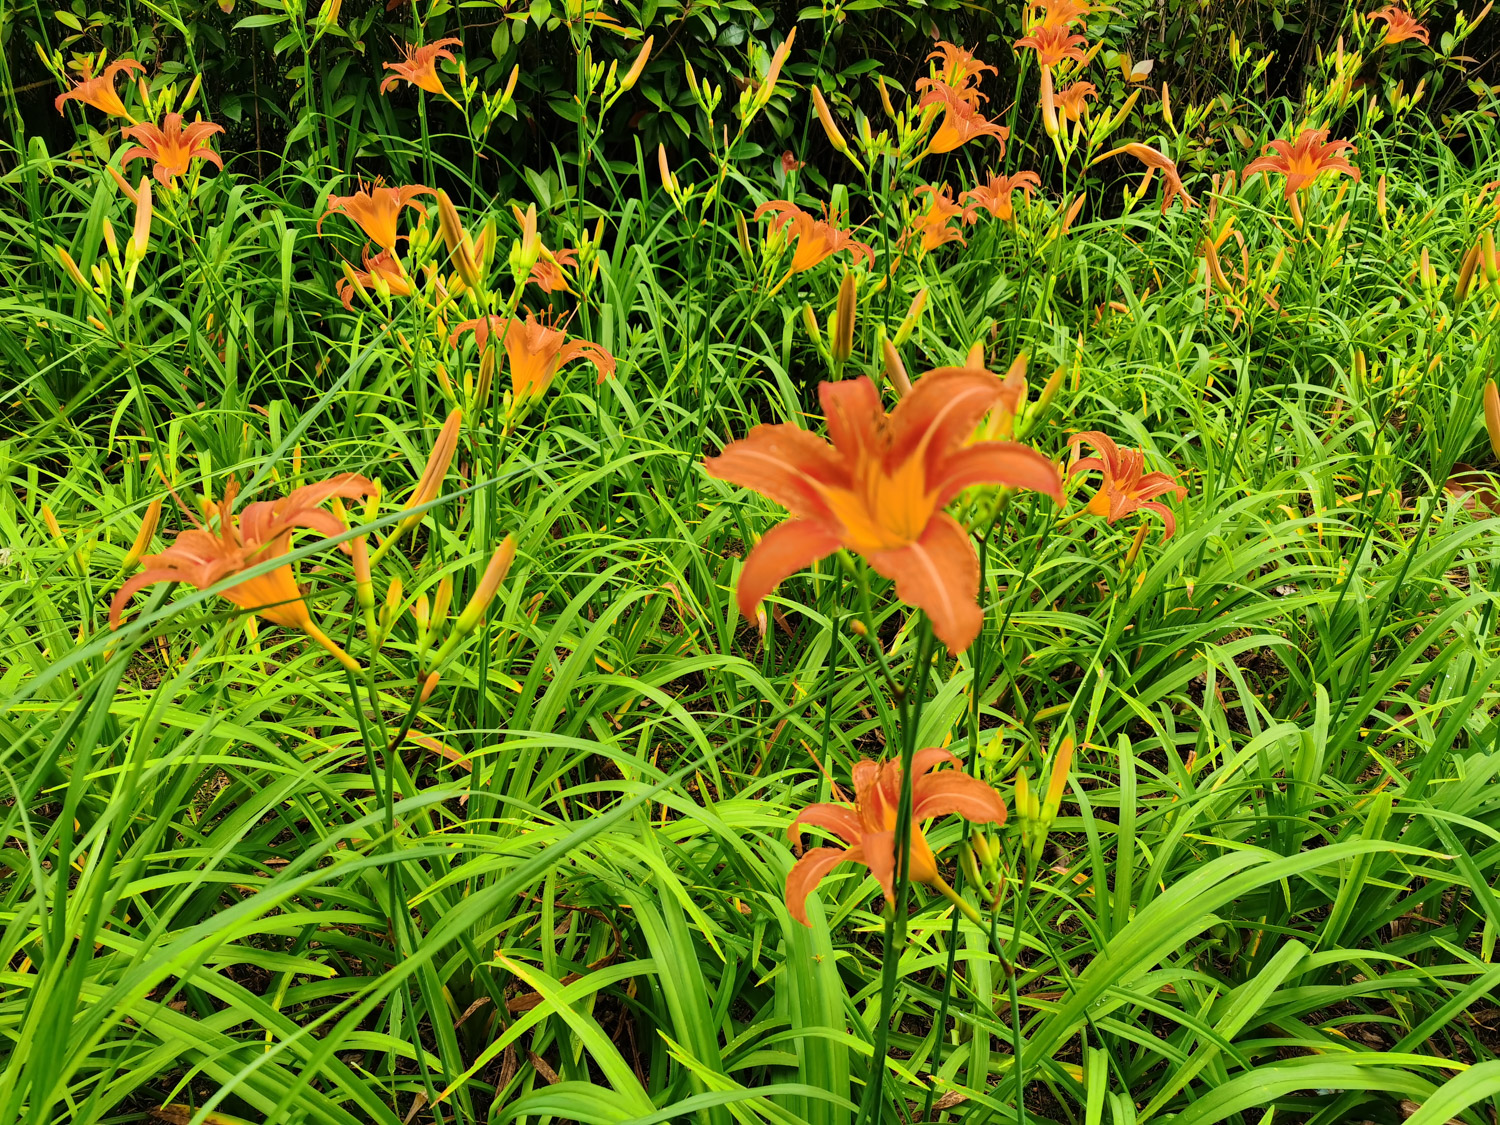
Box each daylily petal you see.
[1139,501,1178,539]
[705,427,848,520]
[867,511,981,654]
[734,518,843,621]
[888,367,1005,475]
[789,802,865,847]
[933,442,1063,506]
[912,771,1009,825]
[786,846,860,925]
[819,376,884,463]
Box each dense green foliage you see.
[3,1,1500,1124]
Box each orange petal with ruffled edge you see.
[912,770,1008,824]
[867,511,981,654]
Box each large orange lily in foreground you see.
[110,474,376,670]
[787,748,1007,925]
[705,368,1062,653]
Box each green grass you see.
[3,5,1500,1125]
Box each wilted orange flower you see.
[907,185,968,253]
[1055,81,1097,121]
[918,84,1009,155]
[787,749,1007,925]
[1370,5,1430,44]
[1245,128,1360,200]
[915,41,997,107]
[704,368,1062,652]
[109,474,376,670]
[337,247,413,309]
[961,171,1042,222]
[1067,431,1187,539]
[319,180,434,253]
[121,114,225,185]
[1014,24,1089,67]
[449,311,616,402]
[54,57,144,118]
[754,201,876,274]
[1095,143,1195,212]
[380,38,463,96]
[780,151,805,175]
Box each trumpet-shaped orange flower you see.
[337,247,413,309]
[319,180,434,253]
[1067,431,1186,539]
[529,246,578,293]
[121,115,225,185]
[787,748,1007,924]
[1370,5,1430,44]
[754,201,876,274]
[1245,128,1360,200]
[1055,81,1097,121]
[961,172,1042,222]
[1014,24,1089,67]
[915,41,998,107]
[1028,0,1094,31]
[907,184,968,253]
[705,369,1062,653]
[109,474,376,670]
[919,84,1010,155]
[54,57,144,118]
[449,311,617,401]
[1096,143,1195,213]
[380,38,463,96]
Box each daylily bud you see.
[451,536,517,637]
[893,288,927,346]
[619,36,652,93]
[1485,380,1500,462]
[1376,174,1387,220]
[436,190,482,289]
[122,498,162,568]
[1455,242,1481,302]
[734,210,752,258]
[965,341,984,369]
[1484,229,1499,284]
[434,575,453,624]
[801,302,822,346]
[508,203,541,283]
[850,618,868,635]
[41,504,65,547]
[130,177,153,262]
[1035,365,1065,414]
[1039,67,1059,138]
[811,86,862,170]
[420,670,441,703]
[1161,81,1174,130]
[1419,247,1435,291]
[876,75,896,119]
[182,74,203,112]
[382,576,404,631]
[502,64,520,104]
[56,247,88,291]
[394,408,463,541]
[881,337,913,397]
[412,592,430,634]
[831,270,857,364]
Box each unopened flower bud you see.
[831,271,857,364]
[122,498,162,569]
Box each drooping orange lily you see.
[915,41,997,107]
[918,84,1009,155]
[337,247,414,309]
[754,201,876,275]
[1014,24,1089,66]
[109,474,376,670]
[319,180,434,253]
[961,171,1041,222]
[54,57,144,118]
[704,368,1062,653]
[1094,143,1196,212]
[787,748,1007,925]
[1055,81,1097,121]
[907,185,968,253]
[121,114,225,185]
[1245,128,1360,200]
[1066,431,1187,539]
[379,38,463,97]
[448,310,616,402]
[1370,5,1430,45]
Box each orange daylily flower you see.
[337,247,414,309]
[961,171,1041,222]
[907,185,968,253]
[1028,0,1095,31]
[380,38,463,96]
[54,57,145,118]
[754,201,876,274]
[1055,81,1097,121]
[1245,128,1360,200]
[1095,143,1195,212]
[319,180,434,253]
[1370,5,1430,44]
[528,247,578,293]
[448,310,617,402]
[915,41,998,107]
[787,749,1007,925]
[1066,431,1187,539]
[1014,24,1089,67]
[704,368,1062,653]
[918,84,1009,155]
[109,474,376,670]
[121,114,225,185]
